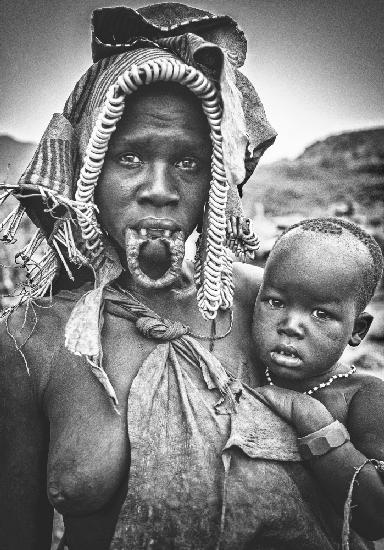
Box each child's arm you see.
[257,382,384,540]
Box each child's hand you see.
[255,386,334,437]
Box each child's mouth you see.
[270,346,302,368]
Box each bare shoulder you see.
[349,371,384,395]
[346,373,384,458]
[0,289,83,396]
[233,262,264,306]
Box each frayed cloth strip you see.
[15,229,45,265]
[0,204,26,244]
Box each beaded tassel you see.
[225,218,260,261]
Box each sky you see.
[1,0,383,163]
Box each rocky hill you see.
[243,126,384,219]
[297,127,384,174]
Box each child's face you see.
[252,232,365,382]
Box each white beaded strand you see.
[265,365,357,395]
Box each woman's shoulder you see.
[0,286,90,389]
[4,287,86,340]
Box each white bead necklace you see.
[265,365,356,395]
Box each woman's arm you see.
[0,321,53,549]
[257,383,384,540]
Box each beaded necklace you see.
[265,365,356,395]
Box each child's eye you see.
[268,298,284,309]
[313,309,329,320]
[175,157,198,170]
[118,153,142,167]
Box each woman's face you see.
[96,83,212,282]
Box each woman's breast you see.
[45,316,156,515]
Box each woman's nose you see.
[277,310,305,338]
[137,163,179,207]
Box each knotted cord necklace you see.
[265,364,356,395]
[114,284,233,351]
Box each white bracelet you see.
[297,420,350,460]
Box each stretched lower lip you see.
[270,351,302,368]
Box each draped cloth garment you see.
[104,291,371,550]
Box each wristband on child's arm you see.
[297,420,350,460]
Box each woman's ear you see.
[348,311,373,347]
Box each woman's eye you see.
[268,298,284,309]
[313,309,329,320]
[175,157,198,170]
[118,153,142,167]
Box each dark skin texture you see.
[254,230,384,539]
[0,84,262,549]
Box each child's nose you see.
[137,162,179,207]
[278,310,305,339]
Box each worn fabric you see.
[100,292,370,550]
[91,3,276,193]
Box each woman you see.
[0,4,378,549]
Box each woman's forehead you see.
[123,81,206,115]
[113,83,210,141]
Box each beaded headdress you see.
[0,4,276,368]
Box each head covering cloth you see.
[0,3,276,399]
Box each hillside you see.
[298,127,384,173]
[243,127,384,219]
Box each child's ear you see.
[349,312,373,347]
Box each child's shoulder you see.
[349,370,384,394]
[345,372,384,456]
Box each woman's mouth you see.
[270,345,302,368]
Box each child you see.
[253,217,384,539]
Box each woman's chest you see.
[44,311,256,517]
[45,318,156,515]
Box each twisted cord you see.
[136,316,189,341]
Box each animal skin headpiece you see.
[0,3,276,371]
